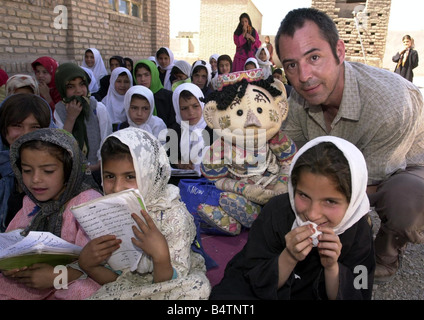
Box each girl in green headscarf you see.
[54,63,112,184]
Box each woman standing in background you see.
[233,13,261,72]
[392,35,419,82]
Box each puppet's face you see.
[204,79,288,147]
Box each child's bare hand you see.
[131,210,170,264]
[38,82,51,100]
[317,226,342,270]
[7,263,56,289]
[284,223,314,262]
[66,99,83,121]
[79,235,121,271]
[1,266,27,278]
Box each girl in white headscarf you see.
[209,53,220,78]
[156,47,175,91]
[244,57,260,70]
[255,47,273,79]
[101,67,132,127]
[118,85,167,140]
[210,136,375,300]
[170,59,192,91]
[191,60,213,98]
[172,83,213,175]
[84,127,211,300]
[82,48,108,88]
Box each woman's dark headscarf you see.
[10,128,100,237]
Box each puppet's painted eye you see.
[237,110,243,116]
[257,107,263,114]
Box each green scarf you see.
[133,59,164,116]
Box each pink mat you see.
[201,230,249,287]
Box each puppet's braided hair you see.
[202,76,282,110]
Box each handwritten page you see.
[0,230,82,259]
[0,229,24,252]
[71,188,146,271]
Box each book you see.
[0,229,82,271]
[70,188,147,272]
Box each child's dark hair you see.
[171,66,184,76]
[204,77,282,110]
[101,136,132,164]
[291,142,351,202]
[156,47,169,58]
[192,61,208,76]
[124,57,134,70]
[273,68,283,76]
[131,93,148,103]
[110,55,125,68]
[179,90,195,102]
[0,94,51,147]
[244,61,257,69]
[134,62,150,75]
[18,140,73,183]
[118,71,129,79]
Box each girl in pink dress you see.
[232,13,261,72]
[0,128,103,300]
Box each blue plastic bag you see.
[178,178,228,236]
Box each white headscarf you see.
[191,60,212,88]
[172,83,207,172]
[289,136,370,235]
[156,47,175,91]
[102,67,133,124]
[255,47,273,79]
[102,128,179,212]
[209,54,219,64]
[244,57,260,70]
[209,54,220,73]
[81,66,99,94]
[82,48,108,88]
[171,60,192,91]
[173,60,192,78]
[100,127,191,274]
[123,85,167,139]
[147,56,157,65]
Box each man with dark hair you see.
[276,7,424,282]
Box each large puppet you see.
[198,69,297,235]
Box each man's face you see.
[278,20,345,107]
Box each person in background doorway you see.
[392,34,419,83]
